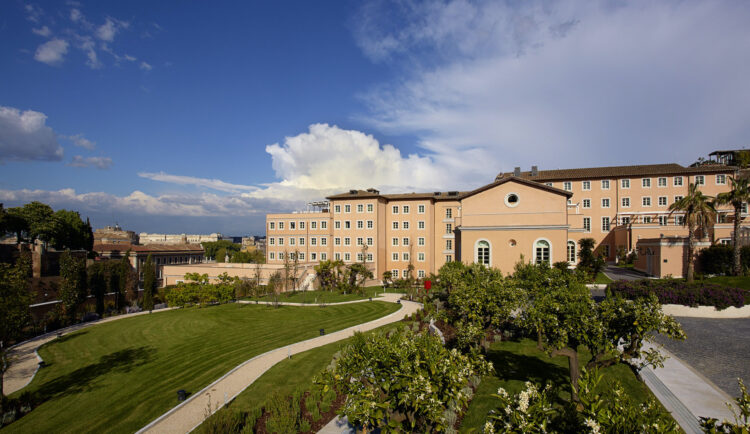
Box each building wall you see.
[162,262,315,286]
[634,238,711,278]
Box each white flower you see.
[518,389,530,412]
[483,421,495,433]
[584,418,601,434]
[497,387,508,397]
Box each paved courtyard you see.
[654,317,750,398]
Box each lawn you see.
[704,275,750,290]
[3,301,399,434]
[593,271,613,284]
[459,338,668,432]
[244,286,405,304]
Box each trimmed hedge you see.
[698,244,750,275]
[608,279,750,310]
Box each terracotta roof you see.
[93,243,204,253]
[495,163,735,182]
[326,190,467,201]
[461,177,573,200]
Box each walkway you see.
[603,265,649,281]
[137,293,420,434]
[3,307,176,395]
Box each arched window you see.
[534,239,550,264]
[476,240,490,265]
[567,241,576,263]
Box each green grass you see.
[459,338,662,432]
[593,272,613,284]
[3,301,399,434]
[244,286,395,304]
[704,275,750,290]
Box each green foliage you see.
[202,240,240,261]
[0,253,33,400]
[483,382,558,433]
[142,254,156,310]
[578,238,605,281]
[700,378,750,433]
[265,391,302,433]
[50,210,93,251]
[322,328,492,432]
[87,262,107,316]
[185,272,209,285]
[229,249,265,263]
[669,183,717,282]
[165,274,236,307]
[699,244,750,276]
[59,251,87,323]
[2,202,92,250]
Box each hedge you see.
[608,279,750,310]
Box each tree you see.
[0,253,32,405]
[142,254,156,311]
[87,262,107,316]
[120,250,138,302]
[59,251,87,323]
[51,209,93,251]
[105,260,123,312]
[715,176,750,276]
[201,240,240,261]
[229,249,265,263]
[669,183,716,282]
[577,238,605,281]
[20,201,56,244]
[4,207,29,243]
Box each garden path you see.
[136,293,420,434]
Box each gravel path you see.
[654,317,750,398]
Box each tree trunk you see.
[552,347,580,402]
[734,205,742,276]
[687,224,695,283]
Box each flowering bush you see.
[483,382,557,433]
[700,378,750,433]
[321,328,492,432]
[608,279,749,310]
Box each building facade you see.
[265,158,745,279]
[93,243,205,286]
[138,232,222,245]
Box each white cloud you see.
[96,17,128,42]
[25,4,43,23]
[124,54,136,62]
[32,26,51,37]
[354,0,750,173]
[70,8,82,22]
[0,106,63,162]
[75,35,101,69]
[66,133,96,150]
[68,155,112,169]
[138,172,259,193]
[34,38,69,65]
[139,61,152,71]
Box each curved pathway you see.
[137,294,420,434]
[3,307,177,395]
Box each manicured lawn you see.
[459,338,666,432]
[3,301,399,434]
[244,286,401,304]
[593,272,613,284]
[704,275,750,290]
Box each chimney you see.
[513,167,521,177]
[531,166,538,176]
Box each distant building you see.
[93,243,205,286]
[94,225,138,245]
[138,232,221,245]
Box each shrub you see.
[700,378,749,432]
[608,279,749,310]
[699,244,734,275]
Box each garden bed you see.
[608,279,750,310]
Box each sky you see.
[1,0,750,236]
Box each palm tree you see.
[715,176,750,276]
[669,183,716,282]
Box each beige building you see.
[94,225,138,245]
[138,232,221,245]
[266,156,747,279]
[93,243,205,286]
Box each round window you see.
[504,193,520,207]
[509,239,517,247]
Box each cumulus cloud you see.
[25,4,43,23]
[0,106,63,162]
[32,26,51,37]
[66,133,96,150]
[96,17,128,42]
[138,172,259,193]
[34,38,69,65]
[354,0,750,173]
[68,156,112,169]
[139,61,152,71]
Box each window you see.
[445,208,452,218]
[716,174,727,185]
[620,216,630,225]
[269,252,275,260]
[418,221,425,229]
[300,221,305,229]
[403,205,410,213]
[367,253,373,262]
[602,198,610,208]
[695,175,705,186]
[582,181,591,191]
[446,255,452,262]
[310,237,317,246]
[311,252,317,261]
[583,217,591,232]
[321,221,327,229]
[658,196,667,206]
[546,182,553,187]
[642,178,651,188]
[356,237,363,246]
[402,270,409,278]
[269,237,275,245]
[658,215,667,226]
[674,195,683,203]
[622,197,630,208]
[357,253,364,262]
[567,241,576,263]
[321,253,327,260]
[418,237,425,246]
[392,221,399,230]
[603,245,610,258]
[357,220,364,229]
[642,196,652,207]
[345,221,351,229]
[563,181,572,191]
[392,237,399,246]
[602,217,610,231]
[534,240,550,264]
[392,205,399,214]
[279,252,284,260]
[367,220,373,229]
[418,205,425,213]
[402,252,409,261]
[299,237,305,245]
[311,221,317,229]
[289,238,296,246]
[621,179,630,188]
[392,253,399,261]
[366,237,373,246]
[344,237,351,246]
[290,222,296,230]
[321,237,327,246]
[743,203,748,214]
[658,177,667,187]
[357,204,364,212]
[334,205,341,213]
[477,240,490,265]
[269,222,275,230]
[418,253,425,262]
[446,223,452,234]
[602,180,610,190]
[278,222,284,230]
[671,176,684,187]
[367,204,373,212]
[446,239,452,250]
[418,270,425,278]
[278,237,284,245]
[675,215,685,226]
[344,253,351,262]
[334,221,341,229]
[298,253,305,260]
[642,216,652,224]
[583,199,591,208]
[392,269,399,278]
[403,221,410,230]
[344,204,351,213]
[403,237,409,246]
[334,237,341,246]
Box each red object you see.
[424,280,431,291]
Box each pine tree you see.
[59,251,87,323]
[142,254,156,311]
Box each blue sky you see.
[2,0,750,235]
